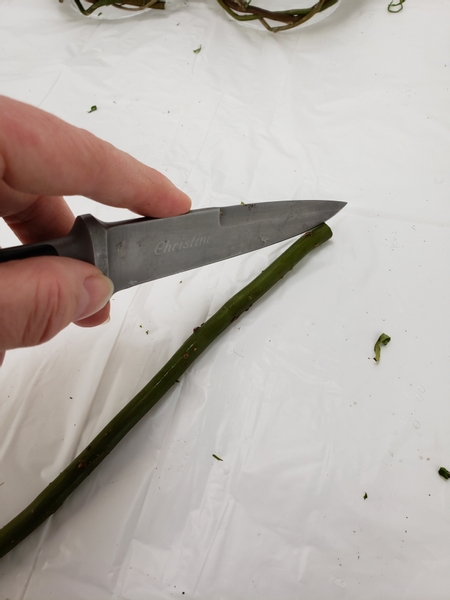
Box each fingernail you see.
[74,275,114,322]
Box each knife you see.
[0,200,345,292]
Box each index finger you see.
[0,96,191,218]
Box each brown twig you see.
[69,0,339,31]
[216,0,338,32]
[72,0,164,16]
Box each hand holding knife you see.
[0,95,346,358]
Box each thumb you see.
[0,257,114,352]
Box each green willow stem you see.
[0,223,332,559]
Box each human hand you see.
[0,96,191,364]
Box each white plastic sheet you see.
[1,0,450,597]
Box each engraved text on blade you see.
[154,235,212,255]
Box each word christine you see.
[154,234,212,255]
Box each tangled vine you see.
[67,0,339,32]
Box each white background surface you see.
[1,0,450,598]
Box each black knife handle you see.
[0,215,109,276]
[0,242,58,262]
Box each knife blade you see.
[0,200,345,292]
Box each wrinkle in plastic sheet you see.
[1,0,450,598]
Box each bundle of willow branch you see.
[0,224,332,558]
[69,0,339,32]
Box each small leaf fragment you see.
[363,492,368,499]
[438,467,450,480]
[87,105,97,113]
[374,333,391,362]
[212,454,223,461]
[193,45,202,54]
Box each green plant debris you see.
[193,45,202,54]
[363,492,368,499]
[212,454,223,461]
[87,105,97,113]
[388,0,405,12]
[438,467,450,480]
[373,333,391,362]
